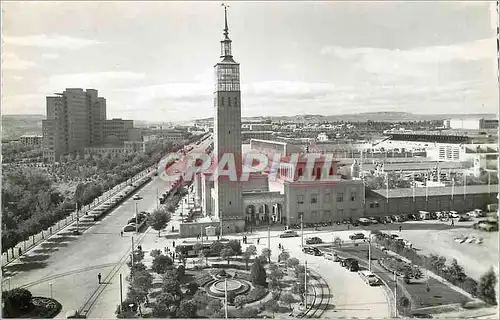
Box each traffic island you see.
[3,291,62,319]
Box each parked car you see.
[384,216,392,223]
[458,215,471,222]
[123,224,136,232]
[368,217,379,224]
[473,220,499,232]
[449,211,459,218]
[359,270,381,286]
[279,230,299,238]
[349,233,366,240]
[302,247,322,256]
[468,209,486,218]
[306,237,323,245]
[357,218,370,226]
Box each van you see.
[359,270,380,286]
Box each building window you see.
[311,211,317,219]
[228,131,231,135]
[229,201,231,205]
[298,212,304,220]
[375,202,380,208]
[316,167,321,179]
[228,97,231,105]
[324,193,331,203]
[298,168,303,177]
[311,195,318,204]
[351,192,357,201]
[324,210,331,218]
[338,209,344,219]
[329,167,334,175]
[297,195,304,204]
[337,193,344,202]
[369,203,374,208]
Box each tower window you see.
[229,201,231,205]
[228,97,231,105]
[228,130,231,135]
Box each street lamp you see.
[49,283,53,299]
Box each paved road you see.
[2,139,212,318]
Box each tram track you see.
[78,229,149,318]
[299,270,331,318]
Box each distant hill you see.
[2,114,45,140]
[191,112,496,123]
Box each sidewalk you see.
[1,168,155,267]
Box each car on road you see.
[349,233,366,240]
[324,252,335,260]
[132,194,143,200]
[123,224,136,232]
[458,214,471,222]
[343,258,359,271]
[468,209,486,218]
[302,247,322,256]
[279,230,299,238]
[449,211,459,218]
[391,215,400,222]
[306,237,323,245]
[359,270,381,286]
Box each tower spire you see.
[222,3,230,40]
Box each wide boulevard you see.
[2,138,212,317]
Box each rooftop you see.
[370,184,499,198]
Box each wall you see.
[283,179,364,225]
[364,192,498,216]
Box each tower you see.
[213,5,244,227]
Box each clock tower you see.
[213,5,244,228]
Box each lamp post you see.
[300,215,304,247]
[304,261,308,309]
[49,283,53,299]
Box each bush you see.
[477,268,497,305]
[460,277,478,297]
[177,265,186,278]
[245,286,268,303]
[150,249,162,258]
[250,259,267,286]
[151,255,173,274]
[3,288,33,318]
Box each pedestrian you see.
[164,247,167,254]
[278,243,281,250]
[172,241,176,248]
[257,238,260,245]
[172,226,174,232]
[451,219,455,226]
[399,226,402,232]
[138,245,142,251]
[120,231,123,237]
[98,273,102,284]
[18,247,22,257]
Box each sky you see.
[2,1,498,122]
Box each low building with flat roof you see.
[364,184,498,217]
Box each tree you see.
[264,299,279,318]
[250,258,267,286]
[152,254,173,274]
[148,208,171,237]
[226,239,242,255]
[398,296,411,316]
[262,248,272,263]
[210,241,223,256]
[2,288,33,318]
[280,292,296,310]
[201,248,211,266]
[268,263,284,290]
[240,307,259,318]
[234,295,247,309]
[246,244,257,257]
[150,249,162,258]
[242,252,252,270]
[152,292,176,318]
[278,251,290,263]
[477,268,497,305]
[176,299,197,318]
[162,269,182,297]
[186,282,198,296]
[287,257,300,269]
[131,270,153,304]
[220,247,235,265]
[446,259,467,284]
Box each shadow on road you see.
[45,235,77,243]
[3,261,48,276]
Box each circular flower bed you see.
[29,297,62,318]
[205,278,250,298]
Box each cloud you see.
[3,34,103,50]
[2,52,38,70]
[320,38,496,79]
[41,53,59,60]
[42,72,146,92]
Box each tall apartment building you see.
[43,88,106,162]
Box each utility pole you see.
[75,202,79,233]
[300,215,304,247]
[131,237,135,267]
[156,188,159,209]
[224,278,228,319]
[368,236,372,271]
[220,215,223,239]
[304,261,308,309]
[135,202,139,234]
[394,269,397,318]
[119,274,123,313]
